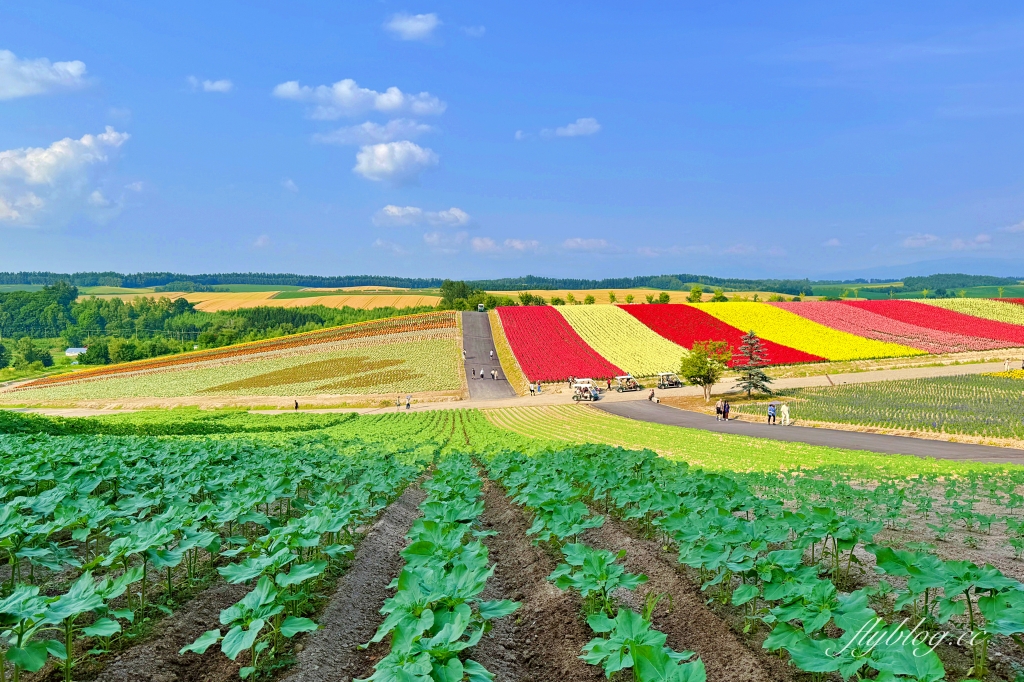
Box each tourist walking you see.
[294,400,298,411]
[536,382,542,394]
[722,401,731,421]
[715,399,723,421]
[780,402,790,426]
[406,395,411,410]
[529,383,535,396]
[470,367,474,378]
[489,350,494,360]
[767,403,776,425]
[1006,358,1011,372]
[648,389,655,401]
[480,368,485,380]
[462,348,467,360]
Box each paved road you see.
[596,400,1024,465]
[461,312,516,400]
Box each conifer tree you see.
[734,330,772,397]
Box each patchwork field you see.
[1,311,462,405]
[495,299,1024,382]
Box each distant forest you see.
[0,271,1018,296]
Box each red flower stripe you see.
[496,306,622,382]
[771,301,1010,353]
[621,304,823,366]
[842,300,1024,345]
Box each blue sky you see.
[2,2,1024,280]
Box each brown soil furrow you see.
[473,481,604,682]
[95,581,250,682]
[585,518,796,682]
[281,483,426,682]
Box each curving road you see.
[595,400,1024,465]
[461,311,517,400]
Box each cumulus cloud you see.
[0,126,129,226]
[374,204,470,227]
[273,78,445,119]
[187,76,233,92]
[385,13,441,41]
[1001,220,1024,233]
[462,26,486,37]
[542,117,601,138]
[282,178,299,193]
[353,141,438,183]
[951,233,991,251]
[374,205,424,226]
[471,237,499,253]
[902,233,940,248]
[0,50,88,100]
[563,237,609,252]
[504,238,540,252]
[314,119,433,145]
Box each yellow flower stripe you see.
[692,302,924,361]
[921,298,1024,326]
[556,305,688,377]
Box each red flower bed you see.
[842,301,1024,345]
[496,306,621,382]
[622,304,823,366]
[771,301,1009,353]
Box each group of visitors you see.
[1004,358,1024,371]
[766,402,790,425]
[469,367,501,380]
[714,399,731,421]
[529,382,543,396]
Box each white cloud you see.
[314,118,433,145]
[902,233,940,248]
[563,237,612,252]
[504,238,540,252]
[1001,220,1024,233]
[543,117,601,138]
[353,141,438,183]
[471,237,499,253]
[282,178,299,193]
[253,235,271,248]
[374,205,424,226]
[373,238,409,255]
[514,130,528,141]
[0,50,88,100]
[273,78,445,119]
[374,204,470,227]
[385,13,441,41]
[125,181,144,192]
[950,233,991,251]
[462,26,486,38]
[188,76,233,93]
[86,190,110,207]
[823,237,842,247]
[0,127,129,226]
[431,207,469,226]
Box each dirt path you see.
[96,582,250,682]
[280,484,425,682]
[472,481,604,682]
[584,518,795,682]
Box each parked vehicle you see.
[657,372,682,389]
[615,374,642,392]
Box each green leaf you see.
[732,584,759,606]
[180,629,222,655]
[6,641,51,672]
[275,560,327,588]
[464,659,495,682]
[281,616,319,638]
[83,617,122,637]
[478,599,520,620]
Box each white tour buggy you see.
[656,372,682,389]
[614,374,642,392]
[572,378,601,402]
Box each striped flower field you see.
[497,299,1024,383]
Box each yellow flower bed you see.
[692,302,924,361]
[987,370,1024,380]
[921,298,1024,326]
[557,305,688,377]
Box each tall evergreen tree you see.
[734,330,773,396]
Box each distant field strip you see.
[556,305,689,376]
[694,302,924,361]
[844,300,1024,346]
[921,298,1024,326]
[771,301,1009,353]
[622,304,823,366]
[496,306,621,382]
